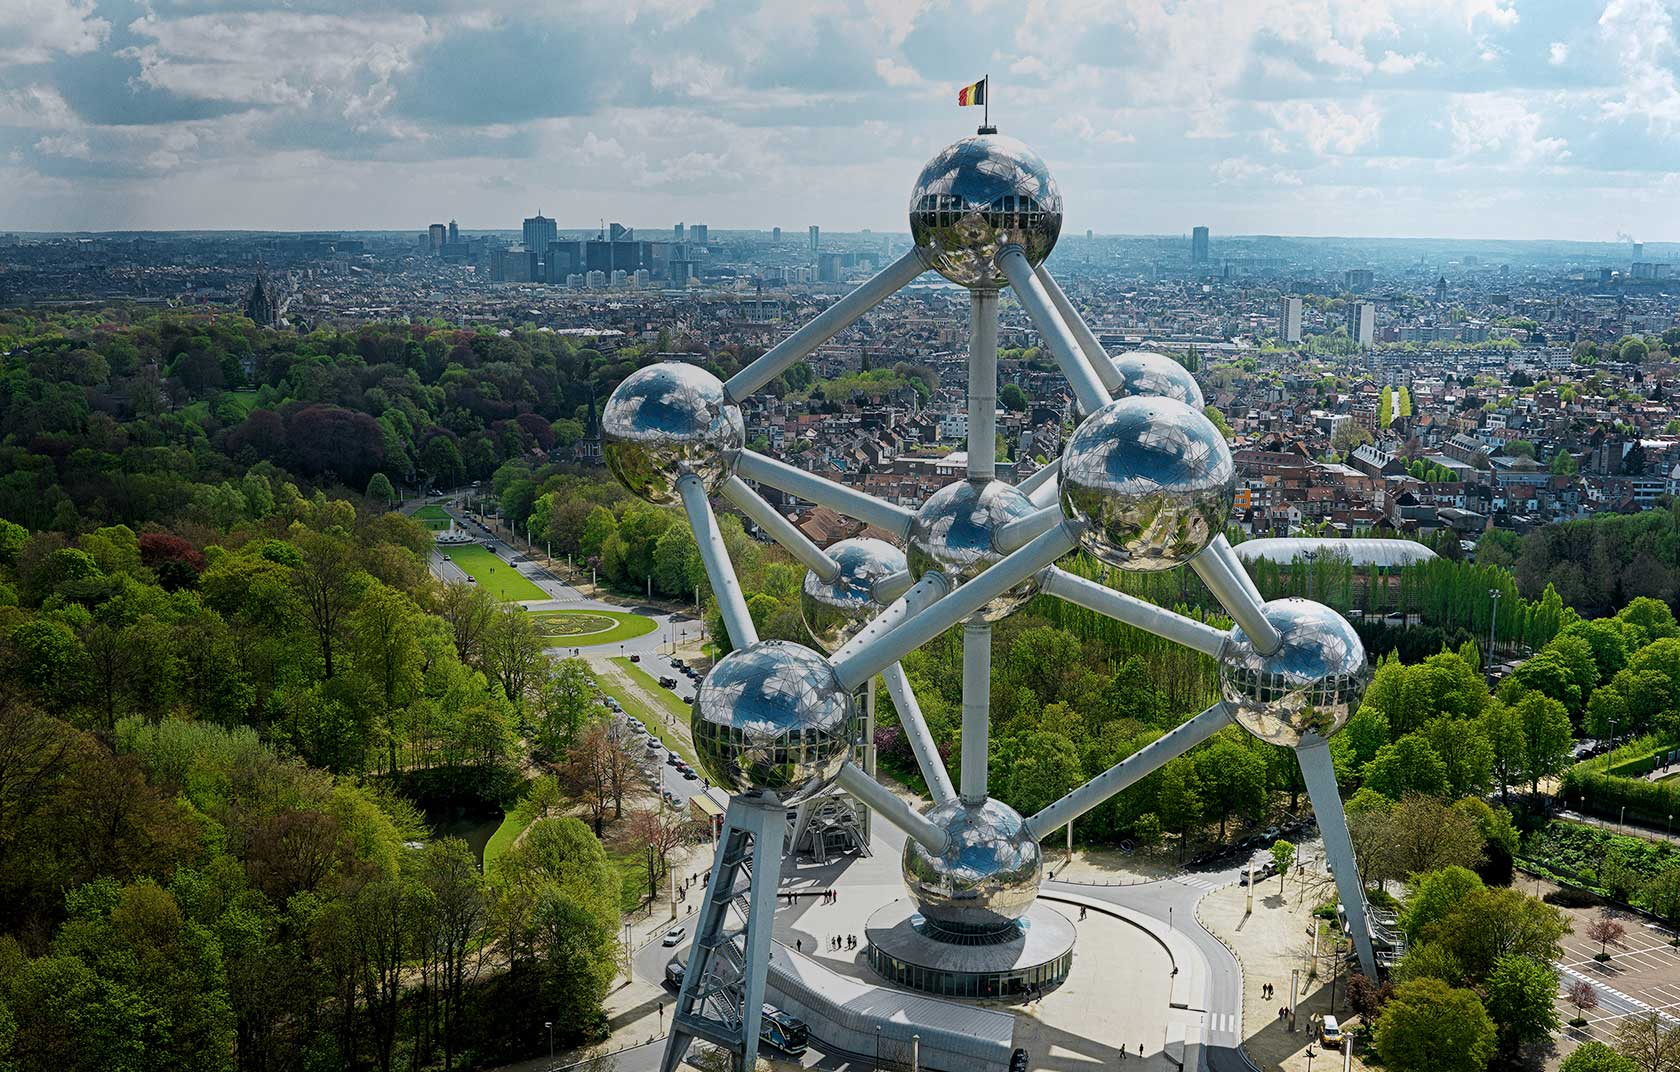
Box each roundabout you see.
[527,609,657,645]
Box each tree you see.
[1615,1012,1680,1072]
[419,436,467,489]
[291,532,356,679]
[1481,701,1527,803]
[1588,913,1628,961]
[1484,953,1560,1057]
[1193,738,1266,841]
[999,383,1028,412]
[1154,760,1202,859]
[1643,869,1680,930]
[1399,865,1484,944]
[350,582,425,774]
[1515,691,1573,794]
[483,605,543,707]
[1425,887,1570,983]
[1364,734,1450,799]
[1375,977,1496,1072]
[1379,794,1486,880]
[366,472,397,508]
[558,723,631,836]
[437,581,496,669]
[412,838,487,1071]
[1270,840,1295,896]
[626,806,695,896]
[533,659,597,758]
[1567,979,1601,1027]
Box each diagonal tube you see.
[834,762,948,852]
[725,249,927,401]
[1191,536,1281,655]
[832,522,1080,691]
[1017,457,1059,499]
[1297,736,1378,979]
[735,450,914,540]
[879,662,956,805]
[1039,566,1228,658]
[678,474,758,651]
[996,246,1110,417]
[720,475,839,582]
[828,573,948,668]
[1026,702,1233,839]
[1034,263,1121,394]
[993,503,1065,554]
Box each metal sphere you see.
[601,362,744,505]
[1059,396,1235,571]
[907,479,1040,621]
[1110,349,1206,409]
[690,640,853,805]
[800,538,907,654]
[902,797,1043,932]
[1218,599,1370,747]
[908,134,1062,289]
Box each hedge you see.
[1560,767,1680,825]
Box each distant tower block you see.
[1191,225,1209,263]
[1281,296,1303,343]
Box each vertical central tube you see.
[968,289,999,481]
[961,618,992,804]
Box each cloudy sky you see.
[1,0,1677,240]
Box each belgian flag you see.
[957,77,987,107]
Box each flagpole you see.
[984,74,990,130]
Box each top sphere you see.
[1218,599,1370,747]
[1110,349,1206,409]
[601,362,744,505]
[690,640,853,805]
[800,537,907,654]
[908,134,1062,289]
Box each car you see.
[647,739,663,752]
[465,576,476,584]
[662,926,686,947]
[659,676,678,689]
[665,960,686,989]
[681,769,698,780]
[1318,1015,1343,1049]
[630,654,641,663]
[667,754,681,766]
[672,658,686,669]
[1261,827,1281,842]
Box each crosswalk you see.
[1204,1011,1240,1040]
[1174,874,1231,893]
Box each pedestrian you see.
[1079,906,1087,921]
[796,939,801,952]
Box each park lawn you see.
[413,504,452,530]
[483,799,536,872]
[529,609,657,647]
[611,657,691,723]
[440,543,548,601]
[592,667,698,768]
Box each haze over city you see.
[2,0,1679,239]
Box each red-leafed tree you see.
[138,532,206,590]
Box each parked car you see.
[662,926,686,947]
[1318,1015,1342,1049]
[646,739,662,752]
[667,754,681,766]
[630,654,641,663]
[659,676,678,689]
[681,769,698,781]
[665,960,686,989]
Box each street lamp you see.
[545,1021,554,1061]
[1302,549,1319,598]
[1306,1044,1317,1072]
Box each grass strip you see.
[439,543,548,601]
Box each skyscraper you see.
[1347,302,1375,347]
[522,212,556,257]
[809,225,820,254]
[1344,268,1374,291]
[772,226,781,243]
[692,224,708,245]
[1191,225,1209,263]
[1434,276,1448,303]
[428,223,446,251]
[1280,297,1303,343]
[447,219,459,244]
[674,222,685,242]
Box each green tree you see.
[1375,977,1496,1072]
[1560,1041,1638,1072]
[1484,953,1560,1057]
[1481,701,1527,803]
[1399,866,1485,944]
[999,383,1028,411]
[1514,691,1573,794]
[1363,734,1449,799]
[1193,738,1266,841]
[365,472,397,508]
[419,436,467,489]
[1270,839,1296,896]
[533,659,597,758]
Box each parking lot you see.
[1549,888,1680,1040]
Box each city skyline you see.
[0,0,1676,240]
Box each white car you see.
[662,926,686,947]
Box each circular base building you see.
[865,899,1075,1000]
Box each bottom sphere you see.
[902,797,1043,933]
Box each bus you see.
[759,1005,808,1056]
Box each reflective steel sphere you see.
[1110,349,1206,409]
[800,538,908,654]
[908,134,1062,289]
[691,640,853,805]
[1219,598,1370,747]
[902,797,1043,932]
[907,479,1041,620]
[1059,396,1235,571]
[602,362,744,505]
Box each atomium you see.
[1109,349,1206,409]
[908,133,1062,290]
[907,479,1040,620]
[601,361,744,505]
[1058,395,1236,571]
[1218,598,1370,747]
[901,797,1043,932]
[690,640,852,805]
[800,538,907,654]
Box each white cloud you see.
[34,132,89,158]
[875,57,921,88]
[1267,98,1382,155]
[1376,51,1428,74]
[1597,0,1680,132]
[1212,156,1303,186]
[1446,93,1570,164]
[0,85,77,129]
[0,0,109,65]
[1548,41,1570,64]
[1053,112,1137,144]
